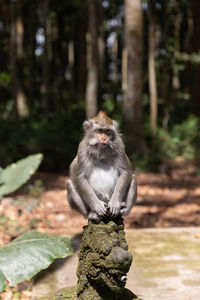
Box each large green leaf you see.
[0,231,73,292]
[0,153,43,197]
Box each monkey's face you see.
[95,127,111,147]
[87,125,115,150]
[82,116,121,155]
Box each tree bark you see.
[148,0,158,138]
[41,0,52,114]
[68,40,75,95]
[27,1,36,107]
[10,0,29,118]
[123,0,147,155]
[85,0,99,118]
[77,9,87,100]
[187,0,200,116]
[97,0,105,104]
[161,1,170,130]
[172,2,181,91]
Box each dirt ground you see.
[0,162,200,299]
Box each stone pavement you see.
[32,227,200,300]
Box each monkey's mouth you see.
[98,142,108,147]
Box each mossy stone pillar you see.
[76,217,136,300]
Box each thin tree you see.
[187,0,200,116]
[27,1,37,107]
[76,6,87,100]
[148,0,158,138]
[85,0,99,118]
[10,0,29,118]
[123,0,147,155]
[161,1,170,130]
[41,0,52,114]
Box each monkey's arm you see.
[120,174,137,216]
[109,170,132,217]
[109,154,133,217]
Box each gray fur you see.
[66,118,137,221]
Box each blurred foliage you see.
[24,179,45,198]
[131,115,200,172]
[0,72,11,86]
[0,109,84,170]
[157,115,200,161]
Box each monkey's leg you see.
[66,179,88,218]
[120,174,137,216]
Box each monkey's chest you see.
[88,167,118,201]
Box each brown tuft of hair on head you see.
[93,111,113,125]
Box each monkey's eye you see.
[96,128,104,134]
[105,129,112,135]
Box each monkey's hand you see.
[93,200,108,217]
[109,200,121,218]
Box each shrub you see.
[157,115,200,161]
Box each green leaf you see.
[0,231,73,292]
[0,153,43,197]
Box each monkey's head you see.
[83,111,121,152]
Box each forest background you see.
[0,0,200,171]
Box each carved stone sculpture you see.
[76,217,136,300]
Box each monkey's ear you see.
[83,120,92,131]
[113,120,119,132]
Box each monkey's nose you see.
[101,137,108,144]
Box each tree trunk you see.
[85,0,99,118]
[41,0,52,114]
[161,1,170,130]
[97,0,105,104]
[123,0,147,155]
[10,0,29,118]
[172,2,181,91]
[187,0,200,115]
[68,40,75,95]
[56,14,68,109]
[77,9,87,100]
[27,1,36,107]
[148,0,158,138]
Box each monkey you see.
[66,111,137,221]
